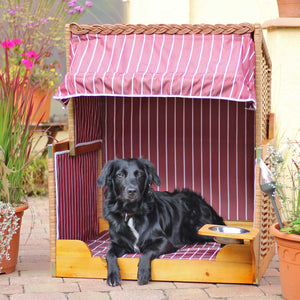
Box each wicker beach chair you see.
[48,23,274,284]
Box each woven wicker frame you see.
[49,22,274,282]
[69,22,256,35]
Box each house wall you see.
[128,0,190,23]
[262,20,300,141]
[128,0,278,24]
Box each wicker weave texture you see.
[69,22,256,35]
[260,194,276,259]
[253,28,272,260]
[48,152,56,266]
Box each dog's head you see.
[97,158,161,202]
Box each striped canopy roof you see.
[54,30,256,107]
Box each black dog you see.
[97,158,225,286]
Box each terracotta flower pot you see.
[30,88,52,124]
[0,204,28,274]
[270,223,300,300]
[18,87,52,124]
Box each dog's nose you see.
[127,187,137,197]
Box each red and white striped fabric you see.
[87,231,221,261]
[69,96,255,221]
[101,97,255,221]
[55,150,99,240]
[54,33,256,106]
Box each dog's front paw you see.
[137,268,151,285]
[107,271,121,286]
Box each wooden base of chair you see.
[55,239,258,284]
[54,220,264,284]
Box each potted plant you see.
[0,38,44,274]
[0,201,21,274]
[265,137,300,300]
[0,38,62,123]
[0,0,93,122]
[0,0,94,273]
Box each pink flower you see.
[15,39,23,45]
[22,58,29,64]
[85,1,93,7]
[1,41,8,48]
[1,40,15,49]
[26,50,39,60]
[22,59,33,69]
[68,9,76,14]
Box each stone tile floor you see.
[0,197,283,299]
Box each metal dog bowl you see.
[208,226,250,244]
[209,226,250,234]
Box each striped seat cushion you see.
[86,231,221,261]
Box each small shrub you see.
[24,155,48,197]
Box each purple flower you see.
[41,18,47,24]
[68,9,76,14]
[8,9,17,15]
[74,6,84,13]
[68,0,77,7]
[85,1,93,7]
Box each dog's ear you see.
[139,158,161,186]
[97,160,115,188]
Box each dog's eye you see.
[136,171,144,177]
[116,173,124,178]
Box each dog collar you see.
[121,212,136,222]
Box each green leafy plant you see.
[24,155,48,197]
[281,217,300,235]
[0,37,48,271]
[266,136,300,234]
[0,37,44,206]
